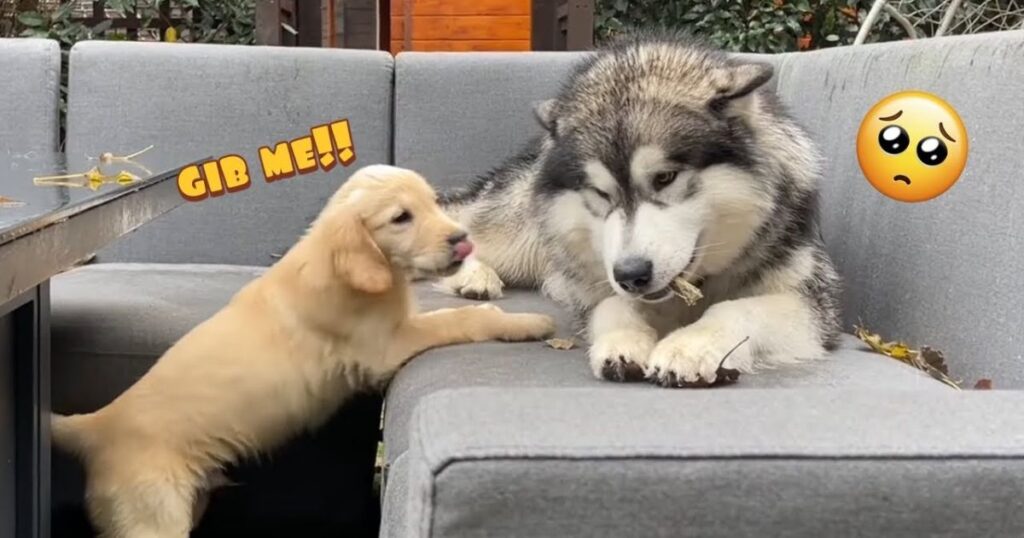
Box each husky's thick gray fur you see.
[438,30,843,386]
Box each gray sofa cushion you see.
[394,51,584,190]
[0,38,60,154]
[385,387,1024,538]
[394,50,786,191]
[382,292,944,467]
[65,41,393,266]
[50,262,267,413]
[774,30,1024,388]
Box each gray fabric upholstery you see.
[0,38,60,154]
[385,387,1024,538]
[774,30,1024,388]
[50,262,266,413]
[394,51,584,189]
[393,50,786,190]
[65,41,393,266]
[382,294,944,465]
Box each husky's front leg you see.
[587,295,658,382]
[645,293,827,387]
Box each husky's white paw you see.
[438,258,505,300]
[645,324,752,388]
[589,329,656,382]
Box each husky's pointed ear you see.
[533,99,558,133]
[709,62,773,116]
[302,205,392,294]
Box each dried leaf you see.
[669,275,703,306]
[545,338,576,350]
[0,195,25,208]
[918,346,949,375]
[973,379,993,390]
[853,323,961,391]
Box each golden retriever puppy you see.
[51,164,556,538]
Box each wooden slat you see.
[391,39,531,52]
[393,0,530,16]
[391,15,530,41]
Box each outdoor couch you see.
[3,28,1021,537]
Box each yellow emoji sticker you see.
[856,91,968,203]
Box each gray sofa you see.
[4,28,1019,537]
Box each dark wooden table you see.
[0,151,203,538]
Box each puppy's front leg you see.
[587,295,658,382]
[645,293,828,387]
[386,304,555,369]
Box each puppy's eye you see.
[652,171,678,189]
[391,210,413,224]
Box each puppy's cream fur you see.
[51,164,555,538]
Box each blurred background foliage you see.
[595,0,913,52]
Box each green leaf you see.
[92,20,114,34]
[17,12,46,28]
[825,33,840,41]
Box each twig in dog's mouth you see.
[669,275,704,306]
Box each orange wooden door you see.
[390,0,531,53]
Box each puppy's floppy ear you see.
[304,205,393,294]
[708,62,773,116]
[533,99,558,134]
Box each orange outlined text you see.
[177,119,356,201]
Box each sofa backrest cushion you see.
[65,41,393,265]
[0,38,60,155]
[393,50,786,191]
[393,51,584,189]
[774,30,1024,387]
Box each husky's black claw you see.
[600,357,645,383]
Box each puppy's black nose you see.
[613,257,653,293]
[447,230,468,245]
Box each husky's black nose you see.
[613,257,653,293]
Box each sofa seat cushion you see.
[51,262,268,412]
[383,288,948,466]
[383,387,1024,538]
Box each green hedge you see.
[595,0,912,53]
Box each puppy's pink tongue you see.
[453,240,474,261]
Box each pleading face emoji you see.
[856,91,968,203]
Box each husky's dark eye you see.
[878,125,909,155]
[589,187,611,202]
[916,136,948,166]
[652,171,678,189]
[391,210,413,224]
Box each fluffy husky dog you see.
[438,31,842,386]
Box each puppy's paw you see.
[589,330,656,382]
[438,260,505,300]
[645,325,749,388]
[494,313,556,342]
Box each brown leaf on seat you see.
[853,323,961,390]
[973,379,993,390]
[918,346,949,375]
[0,195,25,207]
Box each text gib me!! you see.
[177,119,356,202]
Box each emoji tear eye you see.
[916,136,948,166]
[878,125,909,154]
